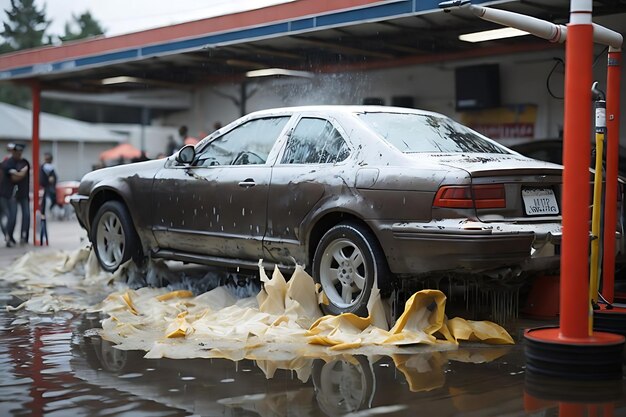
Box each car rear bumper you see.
[373,219,562,275]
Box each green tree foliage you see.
[60,11,105,42]
[0,0,51,107]
[0,42,11,54]
[0,3,107,110]
[1,0,51,51]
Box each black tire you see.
[91,200,142,272]
[312,222,388,316]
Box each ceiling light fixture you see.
[100,76,144,85]
[459,27,529,43]
[245,68,314,78]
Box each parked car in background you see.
[71,106,566,315]
[510,139,626,176]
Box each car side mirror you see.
[176,145,196,164]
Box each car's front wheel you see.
[91,201,141,272]
[312,222,388,316]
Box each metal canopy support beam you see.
[31,81,40,246]
[290,36,396,59]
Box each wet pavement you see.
[1,219,626,416]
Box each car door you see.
[152,116,291,262]
[265,115,352,265]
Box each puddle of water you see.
[1,249,625,416]
[2,305,626,416]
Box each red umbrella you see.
[100,143,142,161]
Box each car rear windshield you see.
[358,112,509,154]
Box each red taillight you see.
[433,186,473,208]
[433,184,505,209]
[473,184,506,208]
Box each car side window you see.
[194,117,289,167]
[281,118,350,164]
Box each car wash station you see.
[1,0,626,416]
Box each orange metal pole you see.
[31,81,40,246]
[602,49,621,303]
[559,10,594,339]
[560,403,585,417]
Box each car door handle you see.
[238,179,256,188]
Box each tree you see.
[60,11,105,42]
[1,0,51,52]
[0,0,51,107]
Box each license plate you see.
[522,188,559,215]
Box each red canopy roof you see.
[100,143,142,161]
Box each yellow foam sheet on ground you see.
[0,248,514,361]
[99,263,514,361]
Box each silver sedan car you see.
[72,105,565,315]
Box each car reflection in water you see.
[72,314,532,417]
[73,327,626,416]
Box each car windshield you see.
[358,112,509,154]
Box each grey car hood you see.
[77,158,166,196]
[83,159,166,183]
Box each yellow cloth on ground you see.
[99,264,514,362]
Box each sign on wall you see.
[460,104,537,141]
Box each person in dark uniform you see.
[2,143,30,246]
[40,152,58,217]
[0,143,15,240]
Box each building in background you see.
[0,102,126,180]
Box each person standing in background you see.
[179,125,199,146]
[0,143,15,241]
[178,125,189,145]
[40,152,58,217]
[3,143,30,246]
[166,135,179,155]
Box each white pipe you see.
[469,5,566,43]
[466,4,622,49]
[593,24,623,50]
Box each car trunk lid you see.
[425,153,563,222]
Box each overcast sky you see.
[0,0,294,38]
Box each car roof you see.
[246,105,444,119]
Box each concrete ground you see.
[0,217,88,268]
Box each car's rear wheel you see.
[312,222,387,316]
[91,201,141,272]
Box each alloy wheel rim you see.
[319,238,367,308]
[96,211,125,269]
